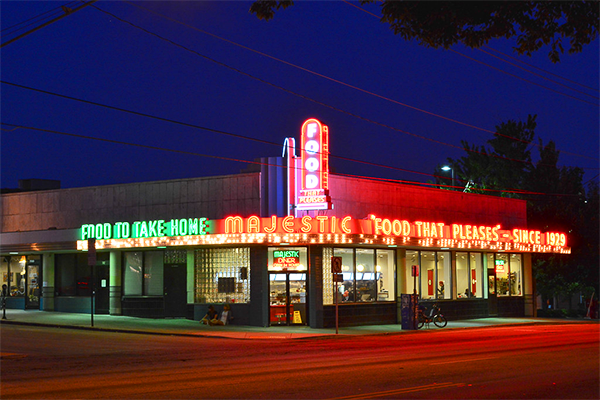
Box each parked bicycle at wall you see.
[417,303,447,329]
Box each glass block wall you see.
[194,248,250,304]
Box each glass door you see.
[289,273,306,325]
[269,273,307,326]
[269,273,288,325]
[25,256,41,309]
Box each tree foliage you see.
[436,114,598,311]
[250,1,599,63]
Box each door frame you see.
[164,263,187,318]
[269,272,307,326]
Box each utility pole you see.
[1,1,98,48]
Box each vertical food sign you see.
[296,118,332,211]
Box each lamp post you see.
[441,165,454,189]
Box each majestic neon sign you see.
[78,214,570,254]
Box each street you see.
[1,323,598,399]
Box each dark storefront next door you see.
[269,273,307,326]
[164,264,187,318]
[94,264,109,314]
[488,268,498,316]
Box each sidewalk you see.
[0,310,593,340]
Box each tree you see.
[250,1,599,63]
[439,115,536,196]
[436,114,598,314]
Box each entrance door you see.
[164,263,187,318]
[488,268,498,316]
[94,264,110,314]
[25,264,40,310]
[269,273,307,326]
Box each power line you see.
[475,47,599,100]
[449,48,599,107]
[2,79,564,173]
[483,45,599,93]
[88,3,599,165]
[120,1,598,162]
[0,123,265,167]
[1,1,98,48]
[1,1,78,35]
[2,122,583,198]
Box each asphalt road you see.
[1,323,598,399]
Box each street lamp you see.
[441,165,454,189]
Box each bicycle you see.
[417,303,447,329]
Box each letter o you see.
[306,174,319,189]
[382,219,392,236]
[305,158,319,172]
[305,140,319,155]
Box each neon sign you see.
[297,118,331,211]
[80,218,209,240]
[272,250,301,269]
[78,214,570,254]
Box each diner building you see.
[0,119,570,328]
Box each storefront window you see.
[420,251,436,299]
[376,249,395,301]
[194,248,250,304]
[494,253,522,297]
[324,248,395,305]
[457,253,483,298]
[487,253,495,295]
[333,248,354,304]
[1,256,28,297]
[56,254,91,296]
[356,249,376,302]
[144,251,164,296]
[405,250,419,294]
[495,253,510,296]
[123,252,143,296]
[510,254,522,296]
[437,252,451,299]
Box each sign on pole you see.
[88,238,96,327]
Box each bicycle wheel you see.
[417,316,425,329]
[433,315,447,328]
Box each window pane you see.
[376,249,395,301]
[487,253,495,296]
[0,257,8,296]
[420,251,435,299]
[405,250,419,294]
[495,253,509,296]
[510,254,522,296]
[123,252,143,296]
[335,248,354,303]
[56,254,77,296]
[144,251,164,296]
[470,253,483,298]
[356,249,375,302]
[457,252,469,298]
[437,252,451,299]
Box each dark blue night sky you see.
[2,1,598,191]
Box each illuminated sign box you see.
[297,118,331,211]
[272,250,301,269]
[78,214,570,254]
